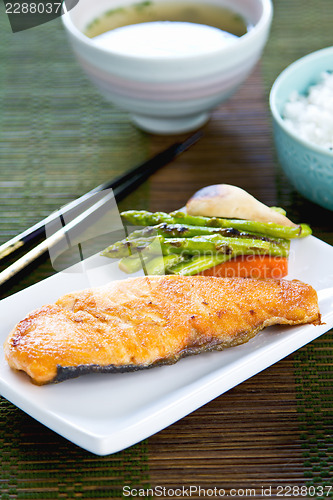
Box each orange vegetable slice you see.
[198,255,288,279]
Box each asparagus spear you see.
[118,254,149,274]
[125,222,275,241]
[168,254,233,276]
[101,236,161,259]
[122,211,174,227]
[171,212,311,239]
[119,253,185,275]
[161,234,271,256]
[121,210,312,239]
[103,233,288,260]
[144,254,187,275]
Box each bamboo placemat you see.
[0,0,332,498]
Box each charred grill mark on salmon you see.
[4,276,321,385]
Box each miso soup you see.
[85,1,250,39]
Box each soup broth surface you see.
[85,1,250,38]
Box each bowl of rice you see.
[269,46,333,211]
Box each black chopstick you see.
[0,190,116,287]
[0,131,203,264]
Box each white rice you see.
[283,71,333,151]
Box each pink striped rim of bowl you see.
[77,55,257,101]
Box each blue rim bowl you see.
[269,46,333,211]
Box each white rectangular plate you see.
[0,236,333,455]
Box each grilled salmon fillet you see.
[4,276,321,385]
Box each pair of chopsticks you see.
[0,131,202,289]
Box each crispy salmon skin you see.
[4,276,321,385]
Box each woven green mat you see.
[0,5,150,498]
[1,0,333,497]
[262,0,333,493]
[0,403,149,498]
